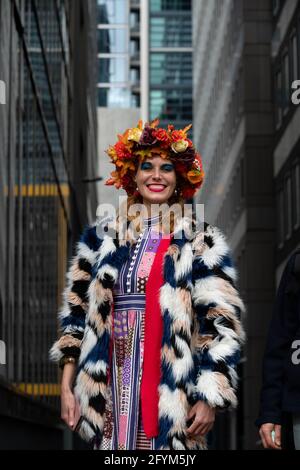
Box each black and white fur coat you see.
[50,216,246,450]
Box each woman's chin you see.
[141,186,173,202]
[142,193,170,205]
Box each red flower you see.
[171,130,185,142]
[139,124,158,146]
[154,128,169,142]
[115,141,132,159]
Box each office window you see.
[151,0,191,11]
[150,53,192,85]
[272,0,280,16]
[284,175,292,240]
[276,187,284,248]
[98,56,128,83]
[290,30,298,83]
[130,11,139,29]
[275,68,282,128]
[130,39,139,56]
[272,0,285,18]
[150,16,192,47]
[98,86,131,107]
[97,0,128,24]
[130,68,140,83]
[292,161,300,229]
[98,28,128,53]
[150,89,192,121]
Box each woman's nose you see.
[152,168,162,179]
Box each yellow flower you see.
[128,127,143,143]
[106,145,117,161]
[134,148,154,159]
[171,140,189,153]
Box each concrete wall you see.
[97,107,141,212]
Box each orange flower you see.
[105,177,115,186]
[187,169,204,184]
[171,130,185,142]
[150,117,160,128]
[182,123,192,134]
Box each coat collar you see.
[92,215,199,296]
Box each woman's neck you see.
[142,200,165,218]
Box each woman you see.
[50,119,245,450]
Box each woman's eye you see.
[161,165,174,171]
[141,163,152,170]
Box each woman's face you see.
[135,155,177,208]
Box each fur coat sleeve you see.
[190,223,246,409]
[49,225,102,363]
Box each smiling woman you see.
[50,118,245,450]
[134,156,177,213]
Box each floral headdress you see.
[104,118,205,199]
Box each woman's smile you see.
[146,184,167,192]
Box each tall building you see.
[0,0,98,449]
[149,0,193,137]
[97,0,140,108]
[272,0,300,282]
[193,0,276,449]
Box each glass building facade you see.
[1,0,71,410]
[0,0,98,448]
[96,0,192,129]
[97,0,140,108]
[149,0,192,136]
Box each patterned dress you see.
[99,214,163,450]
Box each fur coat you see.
[50,216,246,450]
